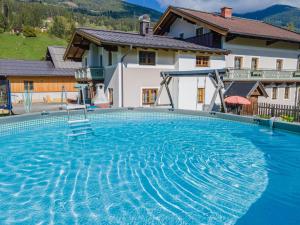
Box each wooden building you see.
[224,81,268,115]
[0,46,81,104]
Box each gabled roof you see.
[154,6,300,44]
[224,81,268,98]
[46,46,81,69]
[64,28,229,60]
[0,59,75,77]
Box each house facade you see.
[64,20,228,110]
[0,46,81,104]
[154,6,300,107]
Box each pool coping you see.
[0,108,300,134]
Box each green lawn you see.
[0,33,67,60]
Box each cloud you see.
[156,0,300,13]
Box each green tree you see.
[286,22,295,31]
[50,16,67,38]
[23,26,37,37]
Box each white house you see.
[64,16,228,110]
[154,6,300,108]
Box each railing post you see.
[271,104,275,117]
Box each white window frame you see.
[284,86,290,100]
[251,57,259,70]
[272,87,278,100]
[234,56,243,69]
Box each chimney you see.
[139,14,152,35]
[221,7,232,19]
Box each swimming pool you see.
[0,110,299,224]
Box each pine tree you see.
[287,22,295,31]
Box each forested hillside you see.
[0,0,161,60]
[237,5,300,32]
[0,0,161,35]
[1,1,300,61]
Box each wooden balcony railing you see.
[224,68,300,81]
[75,67,104,81]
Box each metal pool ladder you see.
[66,104,94,137]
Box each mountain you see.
[0,0,162,35]
[236,4,300,32]
[18,0,162,20]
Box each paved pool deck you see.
[12,103,63,115]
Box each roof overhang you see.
[154,6,228,36]
[64,29,229,61]
[4,74,75,77]
[225,81,268,98]
[226,32,300,46]
[249,81,268,98]
[64,30,95,61]
[161,69,227,77]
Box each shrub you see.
[258,114,271,119]
[280,115,294,123]
[0,28,4,33]
[23,26,37,37]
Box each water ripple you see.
[1,111,299,224]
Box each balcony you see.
[185,32,222,48]
[75,67,104,81]
[224,68,300,81]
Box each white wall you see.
[258,84,299,105]
[166,18,300,71]
[103,65,120,107]
[124,48,175,69]
[11,92,78,104]
[176,76,220,111]
[84,44,226,110]
[223,38,300,70]
[174,52,224,111]
[176,52,226,71]
[167,18,210,39]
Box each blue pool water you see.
[0,111,299,225]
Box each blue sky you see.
[125,0,300,13]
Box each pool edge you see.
[1,108,299,134]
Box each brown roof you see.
[155,6,300,43]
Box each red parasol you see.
[225,96,251,105]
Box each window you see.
[196,28,204,36]
[108,51,113,66]
[142,88,158,105]
[276,59,283,71]
[272,87,278,99]
[99,54,103,68]
[24,81,34,92]
[197,88,205,103]
[196,56,210,67]
[284,87,290,99]
[251,58,259,70]
[108,88,113,105]
[234,57,243,69]
[179,33,184,39]
[139,51,156,66]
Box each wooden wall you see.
[8,76,77,92]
